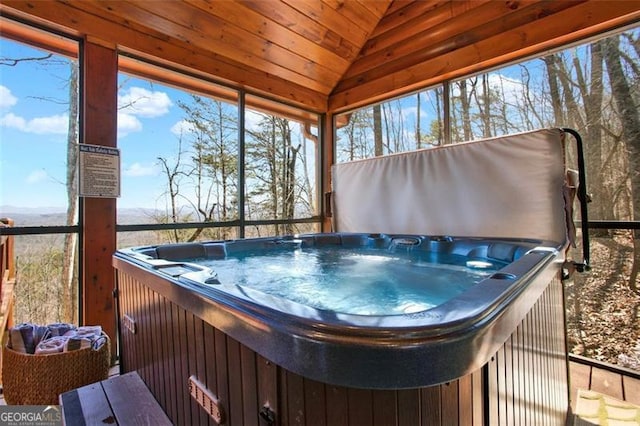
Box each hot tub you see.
[114,232,569,425]
[114,128,579,425]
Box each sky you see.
[0,38,180,211]
[0,37,280,214]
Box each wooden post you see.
[322,113,334,232]
[81,39,117,358]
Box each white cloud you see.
[170,119,196,136]
[26,169,48,184]
[123,162,157,177]
[0,86,17,109]
[245,110,265,131]
[0,112,68,134]
[117,112,142,137]
[118,87,172,118]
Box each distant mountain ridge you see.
[0,206,161,226]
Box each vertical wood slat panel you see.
[488,353,499,424]
[496,346,507,425]
[178,306,193,425]
[193,318,208,426]
[421,385,441,425]
[172,303,185,425]
[214,329,230,424]
[471,370,484,425]
[441,381,459,426]
[115,270,568,426]
[457,374,472,425]
[240,345,259,426]
[185,310,199,423]
[303,378,326,426]
[397,389,421,426]
[326,385,348,426]
[257,354,278,425]
[227,338,245,425]
[373,389,398,426]
[164,302,177,424]
[504,335,514,426]
[512,327,522,426]
[347,388,373,425]
[203,323,219,426]
[151,292,164,411]
[139,283,152,393]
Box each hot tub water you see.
[195,246,501,316]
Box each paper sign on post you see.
[78,144,121,198]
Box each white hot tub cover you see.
[331,128,573,246]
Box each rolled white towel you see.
[35,336,67,355]
[8,323,47,354]
[46,323,75,337]
[65,325,102,340]
[64,336,92,352]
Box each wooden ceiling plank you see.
[90,0,338,92]
[282,0,369,47]
[347,0,564,79]
[321,0,381,32]
[363,0,493,56]
[370,0,447,38]
[238,0,361,61]
[185,0,351,72]
[383,0,417,16]
[1,0,327,110]
[330,0,640,111]
[355,0,393,18]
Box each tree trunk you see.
[373,105,383,156]
[62,61,79,324]
[603,35,640,290]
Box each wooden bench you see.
[59,371,171,425]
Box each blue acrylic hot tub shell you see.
[114,232,564,389]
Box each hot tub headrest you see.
[156,243,206,261]
[331,128,572,246]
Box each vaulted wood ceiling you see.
[2,1,640,113]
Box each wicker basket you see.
[1,334,110,405]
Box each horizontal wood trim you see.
[0,15,78,58]
[329,1,640,112]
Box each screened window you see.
[334,87,444,162]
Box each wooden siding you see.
[1,1,639,112]
[115,259,569,425]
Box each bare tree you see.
[61,61,79,323]
[603,35,640,290]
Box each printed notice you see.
[78,144,121,198]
